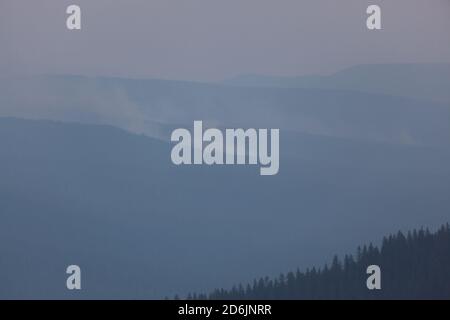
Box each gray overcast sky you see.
[1,0,450,81]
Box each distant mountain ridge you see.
[2,66,450,149]
[223,63,450,103]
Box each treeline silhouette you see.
[184,224,450,300]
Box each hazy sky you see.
[1,0,450,81]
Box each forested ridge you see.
[184,224,450,300]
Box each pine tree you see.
[187,224,450,300]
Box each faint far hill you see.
[3,71,450,149]
[223,63,450,103]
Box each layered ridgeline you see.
[223,63,450,104]
[1,118,450,299]
[2,63,450,148]
[1,63,450,298]
[186,224,450,300]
